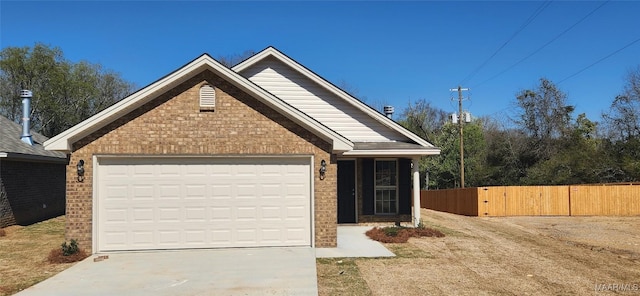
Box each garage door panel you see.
[211,206,232,221]
[103,232,127,247]
[98,157,311,251]
[236,207,257,221]
[158,207,180,221]
[158,231,180,245]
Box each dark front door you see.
[337,160,356,223]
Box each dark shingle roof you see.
[0,115,67,162]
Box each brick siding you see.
[0,159,66,228]
[66,70,338,251]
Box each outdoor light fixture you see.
[319,159,327,180]
[77,159,85,182]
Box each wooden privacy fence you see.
[420,185,640,216]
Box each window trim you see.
[374,158,398,215]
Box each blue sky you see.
[2,1,639,124]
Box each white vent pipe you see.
[20,90,34,145]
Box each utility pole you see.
[450,86,469,188]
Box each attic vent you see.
[199,84,216,110]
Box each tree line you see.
[0,44,258,138]
[2,44,638,188]
[0,43,134,138]
[400,69,640,188]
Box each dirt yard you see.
[318,209,640,295]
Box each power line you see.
[460,1,551,86]
[474,0,610,88]
[558,37,640,84]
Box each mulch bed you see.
[47,249,89,264]
[366,226,445,243]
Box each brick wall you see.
[66,70,337,251]
[0,159,66,228]
[0,166,15,227]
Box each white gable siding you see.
[238,57,409,142]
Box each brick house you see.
[0,115,67,228]
[45,47,440,253]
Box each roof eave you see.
[0,152,69,164]
[233,47,435,148]
[340,149,441,157]
[45,54,353,153]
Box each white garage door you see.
[96,157,312,252]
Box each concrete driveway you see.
[17,247,318,296]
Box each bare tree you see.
[216,50,256,68]
[603,65,640,141]
[399,99,448,143]
[515,78,574,161]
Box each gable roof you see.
[44,53,353,153]
[0,115,67,163]
[233,46,439,155]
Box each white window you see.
[199,84,215,110]
[375,159,397,214]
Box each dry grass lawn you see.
[316,258,372,296]
[317,209,640,295]
[0,216,78,296]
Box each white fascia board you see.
[233,47,435,148]
[232,47,276,72]
[45,54,352,153]
[340,149,441,157]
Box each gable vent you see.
[199,84,216,110]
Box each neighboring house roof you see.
[233,46,440,156]
[0,115,67,163]
[44,53,353,153]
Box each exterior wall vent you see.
[199,84,216,111]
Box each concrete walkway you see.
[17,247,318,296]
[316,226,395,258]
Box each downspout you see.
[20,90,34,146]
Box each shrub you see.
[48,239,89,264]
[0,228,6,237]
[383,226,402,237]
[61,239,79,256]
